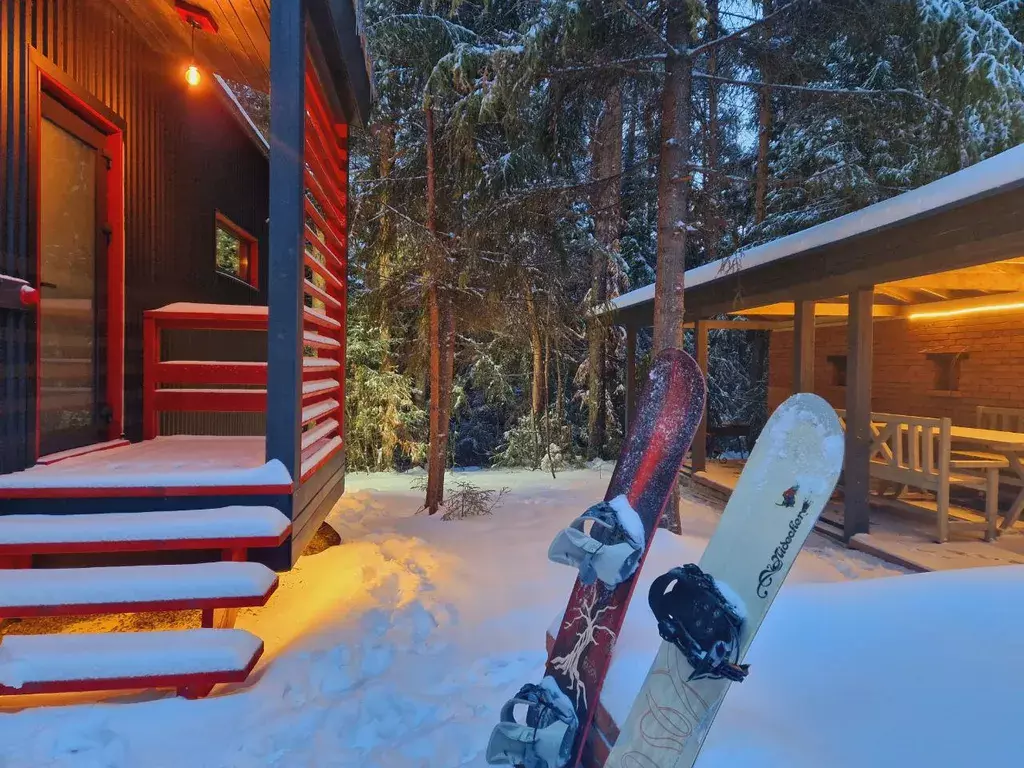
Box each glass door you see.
[37,93,110,456]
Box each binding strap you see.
[547,496,643,588]
[486,678,578,768]
[648,564,749,683]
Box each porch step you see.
[0,629,263,696]
[0,505,290,556]
[0,561,278,618]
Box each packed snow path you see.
[0,466,1020,767]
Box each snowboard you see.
[604,393,844,768]
[545,348,707,766]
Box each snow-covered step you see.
[0,506,291,556]
[0,561,278,618]
[0,629,263,697]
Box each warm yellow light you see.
[185,63,201,87]
[908,301,1024,320]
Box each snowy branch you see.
[612,0,676,56]
[691,72,953,115]
[688,0,815,57]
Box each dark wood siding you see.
[1,0,270,473]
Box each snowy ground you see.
[1,466,1022,767]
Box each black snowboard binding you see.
[648,564,749,683]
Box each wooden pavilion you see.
[599,144,1024,551]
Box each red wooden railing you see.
[298,57,348,482]
[142,304,269,440]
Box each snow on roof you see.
[603,143,1024,315]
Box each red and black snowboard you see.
[546,348,706,765]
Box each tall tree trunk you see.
[652,13,693,354]
[704,0,721,264]
[525,284,545,422]
[754,0,774,227]
[424,103,448,514]
[588,83,623,459]
[653,10,694,534]
[525,282,545,469]
[750,0,775,434]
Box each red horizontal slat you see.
[155,361,267,386]
[304,279,341,310]
[301,398,339,426]
[303,249,344,291]
[152,389,267,412]
[304,198,346,260]
[301,418,339,451]
[303,331,340,350]
[303,306,340,331]
[302,378,340,399]
[304,166,347,235]
[301,436,344,481]
[304,224,344,273]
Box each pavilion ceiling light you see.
[908,300,1024,320]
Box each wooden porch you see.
[0,0,371,703]
[683,460,1024,573]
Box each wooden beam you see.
[889,266,1024,292]
[844,287,874,540]
[625,326,637,435]
[793,300,815,393]
[682,319,791,331]
[904,290,1024,321]
[737,302,902,318]
[692,321,709,473]
[265,0,306,483]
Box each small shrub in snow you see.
[439,479,510,521]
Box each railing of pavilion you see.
[297,57,348,482]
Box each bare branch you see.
[688,0,815,57]
[612,0,676,56]
[691,71,952,114]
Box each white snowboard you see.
[604,393,844,768]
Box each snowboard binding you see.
[486,677,579,768]
[547,495,644,588]
[648,564,749,683]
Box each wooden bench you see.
[837,411,1006,542]
[0,505,290,699]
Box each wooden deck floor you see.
[0,437,291,497]
[684,460,1024,573]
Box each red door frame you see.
[28,50,125,460]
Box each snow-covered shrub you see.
[439,479,511,521]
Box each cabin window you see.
[927,352,965,392]
[826,355,847,387]
[215,213,258,288]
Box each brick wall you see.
[769,310,1024,424]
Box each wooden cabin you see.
[0,0,371,699]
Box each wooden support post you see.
[693,320,709,473]
[793,300,815,393]
[844,288,873,540]
[266,0,306,483]
[625,325,637,435]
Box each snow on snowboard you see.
[487,348,706,768]
[605,392,844,768]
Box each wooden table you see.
[950,426,1024,533]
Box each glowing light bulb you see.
[185,64,201,87]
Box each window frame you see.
[214,211,259,289]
